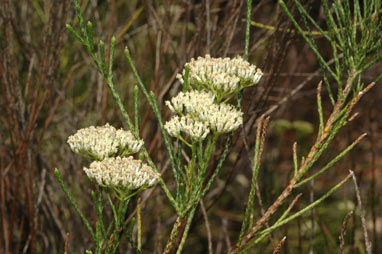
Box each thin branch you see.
[349,170,372,254]
[64,233,69,254]
[339,211,353,254]
[272,236,286,254]
[200,201,213,254]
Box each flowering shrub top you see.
[165,55,262,142]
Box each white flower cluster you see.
[67,123,143,160]
[84,157,160,190]
[164,91,243,140]
[68,124,160,192]
[176,55,263,96]
[165,55,260,141]
[198,102,243,133]
[165,90,215,114]
[164,115,210,141]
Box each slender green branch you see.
[106,194,118,225]
[104,78,135,130]
[134,85,139,135]
[293,142,298,176]
[86,21,94,51]
[123,217,139,253]
[238,117,264,245]
[176,206,198,254]
[274,193,303,226]
[295,133,366,188]
[137,198,142,252]
[124,48,178,181]
[244,0,252,60]
[54,169,95,240]
[99,40,107,73]
[201,135,232,199]
[163,216,183,254]
[66,1,178,212]
[280,0,338,80]
[241,174,352,252]
[293,0,331,41]
[91,191,105,254]
[72,0,87,40]
[105,78,178,210]
[66,24,85,44]
[108,37,116,77]
[317,81,324,135]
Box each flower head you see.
[165,92,243,138]
[199,102,243,134]
[164,115,210,141]
[177,55,263,101]
[165,90,215,115]
[83,156,160,191]
[67,123,143,160]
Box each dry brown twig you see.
[1,0,70,252]
[230,73,374,253]
[272,236,286,254]
[339,210,354,254]
[349,170,373,254]
[64,233,70,254]
[200,200,213,254]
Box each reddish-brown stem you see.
[231,75,372,253]
[163,216,184,254]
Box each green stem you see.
[111,197,129,253]
[295,133,366,187]
[163,216,183,254]
[66,5,178,212]
[279,0,338,80]
[106,194,118,222]
[104,77,178,211]
[190,143,197,195]
[91,191,106,254]
[201,134,232,199]
[176,206,198,254]
[137,198,142,252]
[124,48,177,172]
[54,169,95,240]
[238,125,262,245]
[134,85,139,135]
[241,174,351,252]
[244,0,252,60]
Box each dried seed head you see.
[67,123,143,160]
[83,156,160,190]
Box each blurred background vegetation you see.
[1,0,381,253]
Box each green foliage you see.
[232,1,380,253]
[56,0,380,253]
[280,0,382,102]
[61,0,259,252]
